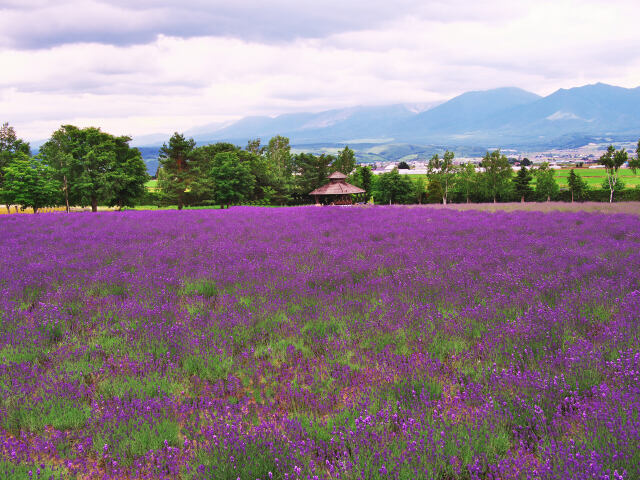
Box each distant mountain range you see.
[136,83,640,174]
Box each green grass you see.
[2,396,91,433]
[0,461,66,479]
[0,345,39,365]
[97,372,182,399]
[88,282,128,298]
[61,356,104,379]
[427,333,468,361]
[294,407,358,442]
[93,417,181,465]
[182,354,233,383]
[182,278,219,299]
[379,377,443,409]
[191,442,289,480]
[554,168,640,187]
[144,179,158,191]
[253,337,311,365]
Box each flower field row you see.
[0,206,639,479]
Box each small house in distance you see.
[309,172,366,205]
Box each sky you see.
[2,0,640,142]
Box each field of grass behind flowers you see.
[0,207,639,479]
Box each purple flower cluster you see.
[0,206,639,479]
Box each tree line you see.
[155,133,640,207]
[371,143,640,205]
[1,122,640,212]
[0,123,147,213]
[155,133,358,208]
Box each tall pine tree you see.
[158,133,196,210]
[567,168,588,202]
[513,167,533,202]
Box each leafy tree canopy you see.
[0,122,31,212]
[158,132,196,210]
[349,165,373,199]
[455,162,477,204]
[628,139,640,172]
[513,166,533,202]
[3,153,59,213]
[39,125,146,212]
[293,152,333,195]
[479,150,513,203]
[334,146,356,175]
[373,168,414,204]
[534,163,559,202]
[210,151,255,208]
[567,168,589,202]
[427,151,456,204]
[599,145,627,203]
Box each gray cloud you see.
[2,0,640,141]
[0,0,524,49]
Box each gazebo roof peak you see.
[328,171,347,180]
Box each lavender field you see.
[0,207,639,480]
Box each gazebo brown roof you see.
[309,172,365,196]
[309,171,365,205]
[309,182,365,196]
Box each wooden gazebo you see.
[309,172,365,205]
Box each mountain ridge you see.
[136,83,639,148]
[133,83,640,173]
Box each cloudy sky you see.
[2,0,640,142]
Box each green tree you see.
[158,132,196,210]
[427,151,456,204]
[266,135,292,176]
[265,135,293,204]
[39,125,146,212]
[246,138,265,156]
[455,163,477,203]
[0,123,30,155]
[349,165,373,200]
[479,150,513,203]
[567,168,589,202]
[397,161,410,170]
[601,177,625,196]
[105,136,149,209]
[334,146,356,175]
[189,142,238,203]
[65,126,112,212]
[37,139,72,213]
[244,150,272,203]
[413,176,426,204]
[513,166,533,202]
[599,145,627,203]
[0,122,31,213]
[534,163,559,202]
[628,139,640,172]
[373,168,414,204]
[520,158,532,167]
[4,154,59,213]
[293,152,333,195]
[426,178,444,204]
[210,152,255,208]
